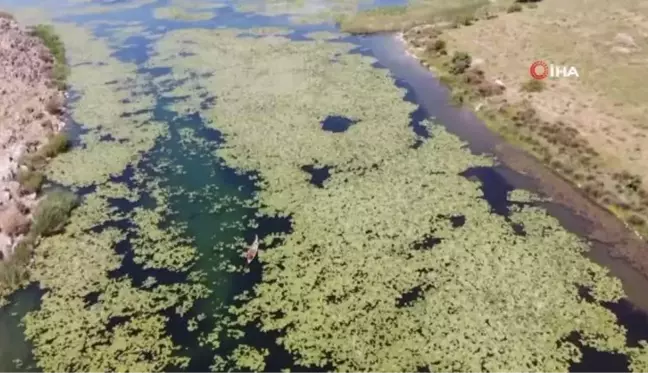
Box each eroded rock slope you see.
[0,15,66,259]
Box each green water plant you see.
[23,182,210,371]
[148,28,639,371]
[231,345,269,372]
[16,23,212,372]
[44,23,162,186]
[153,6,215,21]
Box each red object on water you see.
[246,248,257,264]
[245,234,259,264]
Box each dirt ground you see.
[444,0,648,170]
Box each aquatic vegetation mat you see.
[45,23,162,187]
[153,6,216,21]
[66,0,159,15]
[5,21,214,372]
[232,0,375,23]
[147,28,648,371]
[4,1,648,371]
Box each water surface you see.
[1,0,648,371]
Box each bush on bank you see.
[31,189,78,237]
[0,188,78,301]
[29,24,69,90]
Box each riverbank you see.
[341,0,648,272]
[0,13,74,304]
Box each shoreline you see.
[389,30,648,306]
[0,14,72,303]
[383,5,648,241]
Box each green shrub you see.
[477,81,505,97]
[438,73,457,86]
[0,235,33,290]
[628,214,646,227]
[19,152,47,172]
[31,189,78,236]
[29,24,69,90]
[11,236,35,266]
[521,78,546,92]
[450,51,472,74]
[0,260,29,292]
[507,4,523,12]
[455,15,475,26]
[429,39,446,53]
[462,68,485,85]
[39,132,70,158]
[17,169,44,194]
[450,89,469,105]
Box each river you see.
[1,0,648,371]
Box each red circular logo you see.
[529,60,549,80]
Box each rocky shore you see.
[0,15,67,261]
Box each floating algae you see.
[23,199,205,371]
[153,6,216,21]
[22,159,214,370]
[9,21,217,372]
[45,23,163,187]
[166,0,228,8]
[146,28,648,371]
[233,0,373,23]
[304,30,344,40]
[65,0,158,15]
[101,22,160,45]
[129,204,198,272]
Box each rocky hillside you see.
[0,14,67,261]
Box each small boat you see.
[244,234,259,264]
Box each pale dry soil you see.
[402,0,648,240]
[445,0,648,165]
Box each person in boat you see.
[244,234,259,264]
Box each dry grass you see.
[442,0,648,231]
[521,78,546,92]
[339,0,500,34]
[336,0,648,235]
[400,0,648,235]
